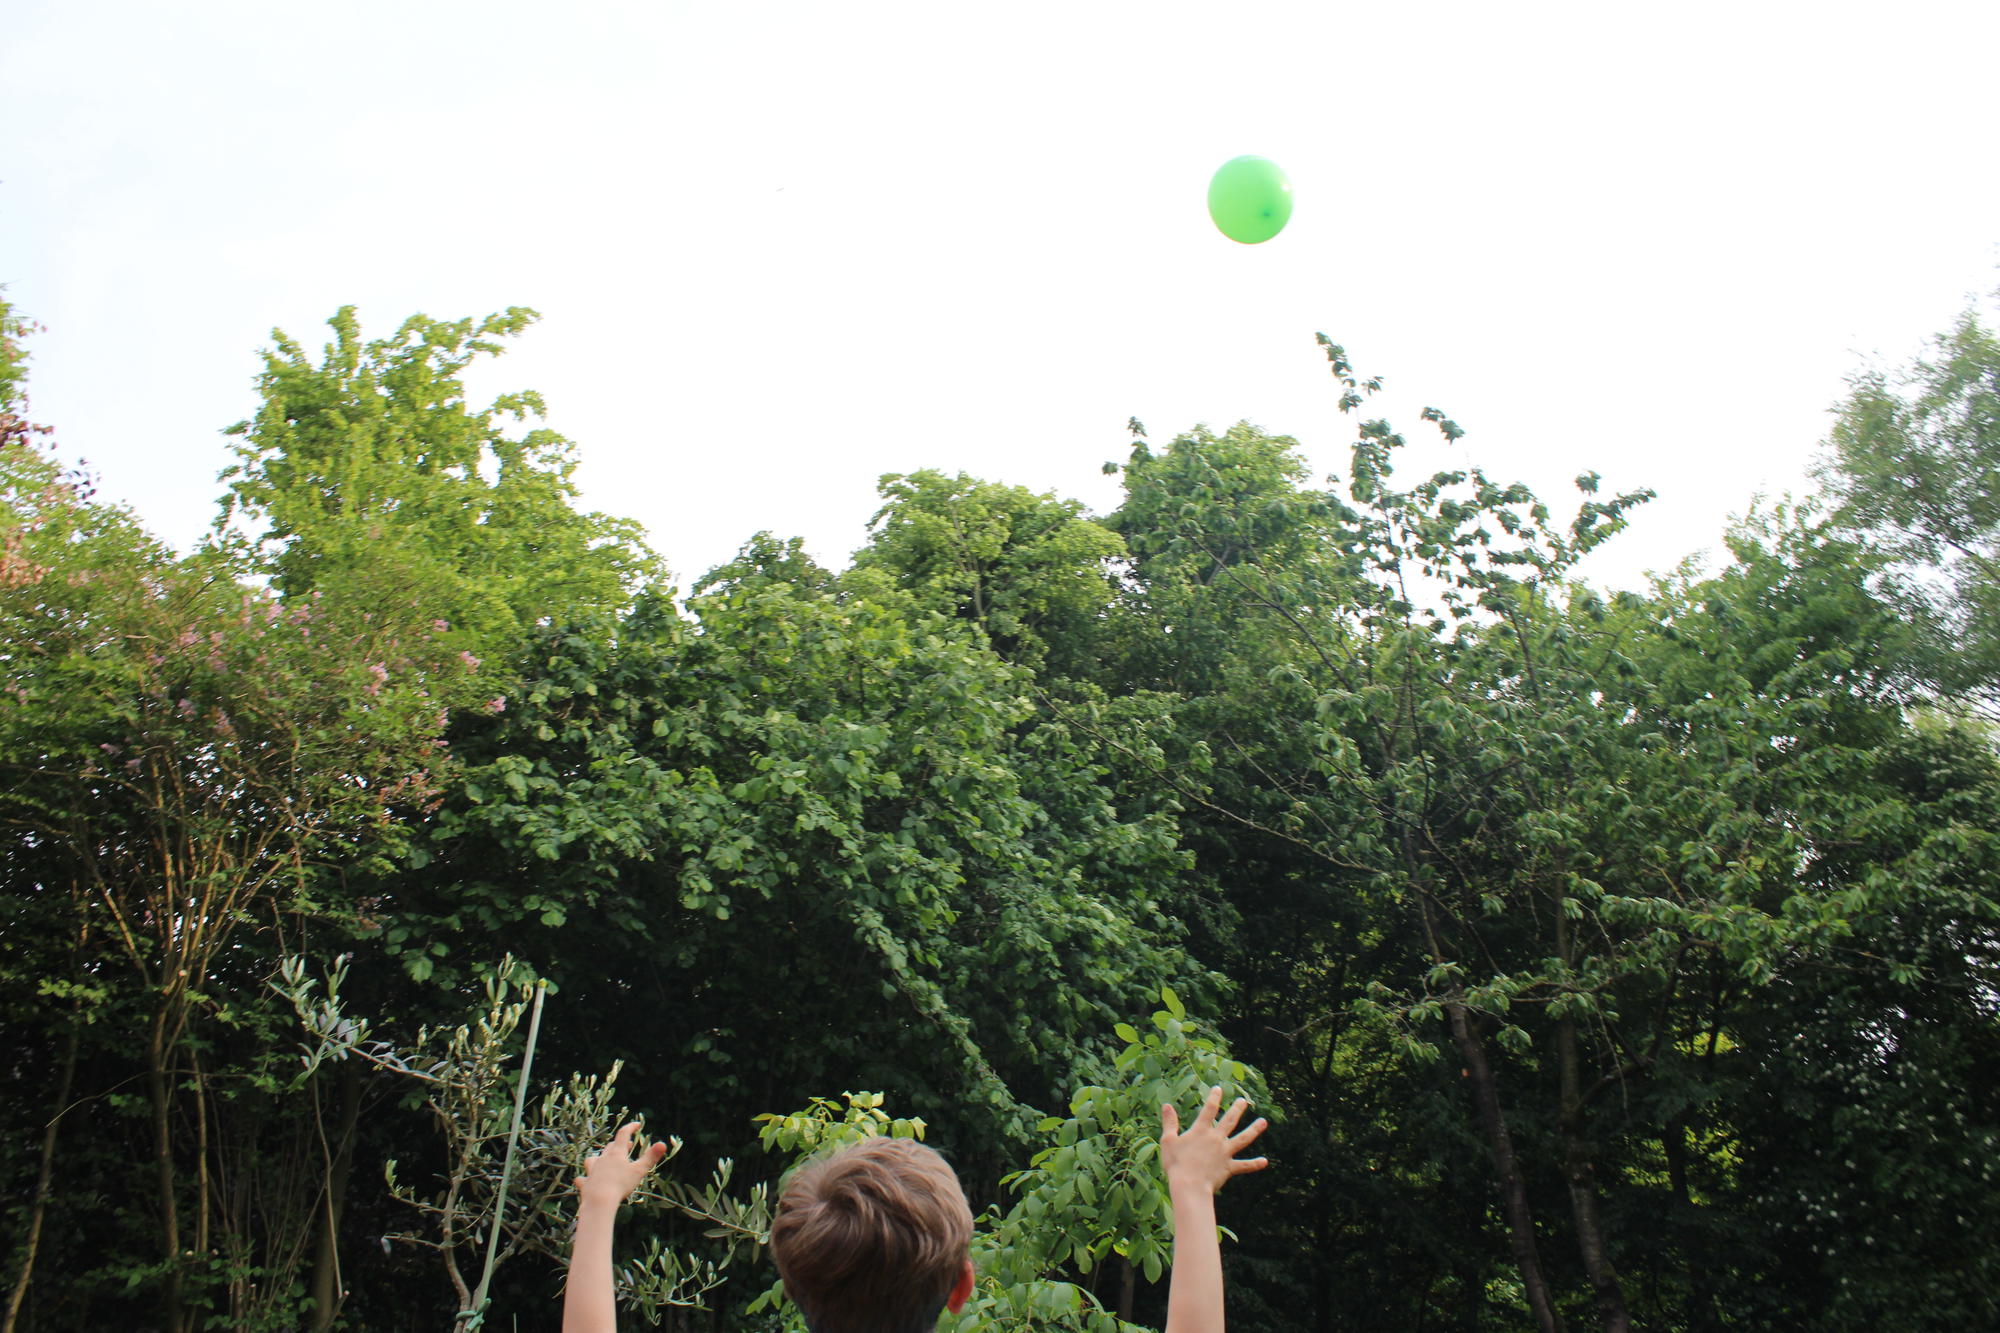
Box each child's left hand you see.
[1160,1086,1268,1198]
[575,1121,668,1211]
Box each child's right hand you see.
[1160,1086,1269,1197]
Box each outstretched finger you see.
[1160,1101,1181,1141]
[1216,1096,1252,1136]
[610,1121,640,1156]
[1229,1115,1269,1151]
[1194,1084,1224,1129]
[1229,1154,1270,1176]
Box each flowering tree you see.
[0,435,478,1330]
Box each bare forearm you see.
[1164,1186,1224,1333]
[562,1200,619,1333]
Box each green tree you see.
[849,470,1126,677]
[1094,409,1511,1331]
[381,560,1213,1192]
[1721,715,2000,1330]
[1817,303,2000,709]
[0,431,476,1330]
[1083,337,1996,1332]
[1105,416,1365,699]
[216,305,661,657]
[279,954,772,1331]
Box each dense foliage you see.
[3,297,1996,1332]
[1816,302,2000,713]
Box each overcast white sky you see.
[5,0,1997,594]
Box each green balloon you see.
[1206,155,1293,244]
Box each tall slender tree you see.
[1817,302,2000,710]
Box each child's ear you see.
[946,1258,975,1313]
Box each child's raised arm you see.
[563,1121,669,1333]
[1159,1086,1269,1333]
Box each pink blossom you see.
[432,619,450,632]
[485,697,507,714]
[459,650,481,671]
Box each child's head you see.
[769,1136,975,1333]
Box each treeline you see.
[2,297,1997,1333]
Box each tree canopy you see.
[3,301,1997,1333]
[216,306,662,659]
[1818,302,2000,709]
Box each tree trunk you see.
[443,1171,473,1333]
[2,1019,79,1333]
[1118,1256,1136,1323]
[1447,1000,1565,1333]
[308,1062,365,1330]
[1556,1014,1630,1333]
[193,1054,211,1276]
[147,1004,186,1333]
